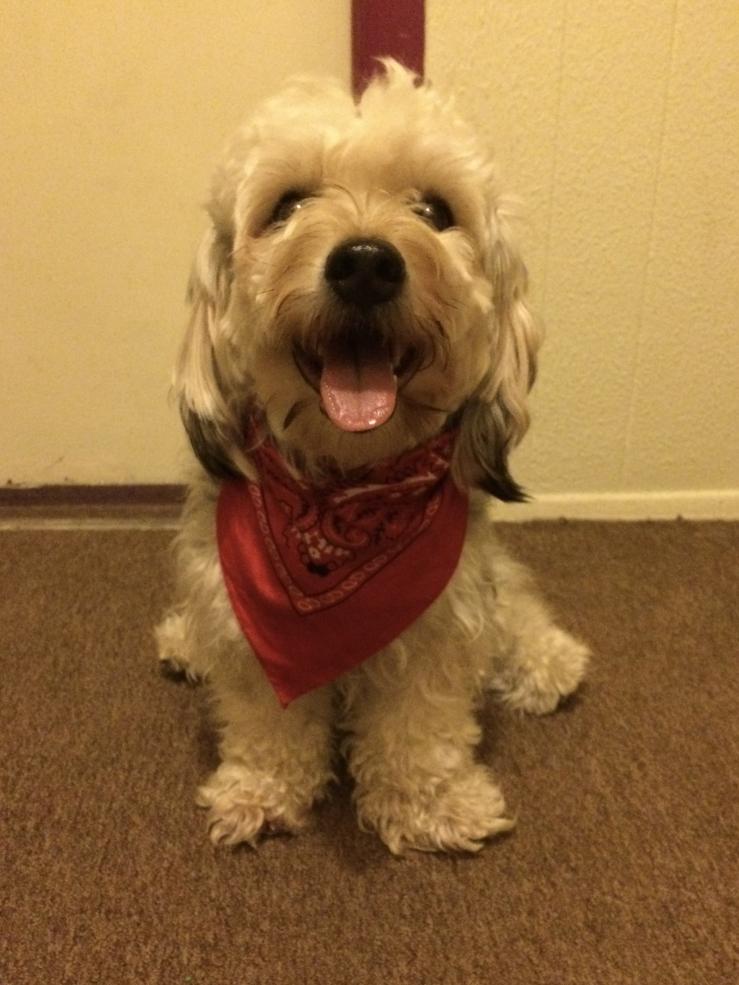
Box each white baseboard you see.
[495,488,739,521]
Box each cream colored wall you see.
[1,1,349,485]
[428,0,739,517]
[3,2,737,517]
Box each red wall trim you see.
[352,0,425,96]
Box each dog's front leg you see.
[488,547,590,715]
[197,653,335,847]
[340,648,514,855]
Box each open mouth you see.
[293,333,419,433]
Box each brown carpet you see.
[1,520,737,985]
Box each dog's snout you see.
[325,238,406,307]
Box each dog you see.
[156,60,589,854]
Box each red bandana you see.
[216,429,468,705]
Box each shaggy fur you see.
[156,61,589,854]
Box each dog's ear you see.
[174,223,243,479]
[453,207,541,502]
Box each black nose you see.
[325,238,406,307]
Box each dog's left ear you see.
[175,222,244,479]
[453,207,542,502]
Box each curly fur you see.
[156,61,589,854]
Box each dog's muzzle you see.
[305,238,406,433]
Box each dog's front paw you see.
[155,612,201,683]
[500,627,590,716]
[197,762,314,847]
[356,766,514,855]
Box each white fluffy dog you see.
[156,61,589,854]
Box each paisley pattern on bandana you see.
[248,431,457,614]
[217,429,468,705]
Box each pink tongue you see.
[320,350,397,432]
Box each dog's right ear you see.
[174,224,241,479]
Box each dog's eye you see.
[268,191,310,226]
[412,197,454,232]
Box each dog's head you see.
[176,60,540,499]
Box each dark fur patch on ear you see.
[478,455,528,503]
[451,400,529,503]
[181,406,240,480]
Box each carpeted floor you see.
[1,519,736,985]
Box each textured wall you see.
[1,1,349,485]
[428,0,739,515]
